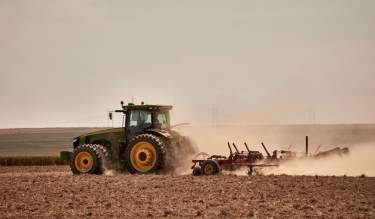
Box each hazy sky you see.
[0,1,374,128]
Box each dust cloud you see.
[103,169,117,176]
[167,153,198,176]
[261,143,375,176]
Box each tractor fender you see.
[143,129,173,139]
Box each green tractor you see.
[61,101,197,174]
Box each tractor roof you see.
[123,103,173,110]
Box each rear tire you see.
[70,144,108,174]
[125,133,166,174]
[201,159,220,175]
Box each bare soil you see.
[0,166,374,218]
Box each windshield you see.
[129,110,152,127]
[128,110,152,138]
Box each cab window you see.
[129,110,152,127]
[155,111,167,130]
[128,110,152,138]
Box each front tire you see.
[125,133,166,174]
[70,144,108,174]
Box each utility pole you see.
[212,108,218,126]
[309,108,315,124]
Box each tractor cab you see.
[118,102,173,143]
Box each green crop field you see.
[0,155,68,166]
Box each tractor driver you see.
[154,112,162,129]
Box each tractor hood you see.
[75,127,124,140]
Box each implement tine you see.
[314,144,321,155]
[244,142,250,153]
[232,143,240,154]
[287,144,292,151]
[232,143,243,163]
[261,142,271,157]
[227,142,233,155]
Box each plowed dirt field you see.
[0,166,374,218]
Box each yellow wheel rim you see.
[204,163,214,174]
[130,142,157,172]
[75,152,93,172]
[222,164,230,171]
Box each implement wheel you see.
[201,159,220,175]
[192,167,201,176]
[70,144,108,174]
[222,163,231,172]
[125,133,166,174]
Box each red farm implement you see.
[191,136,350,176]
[191,142,279,176]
